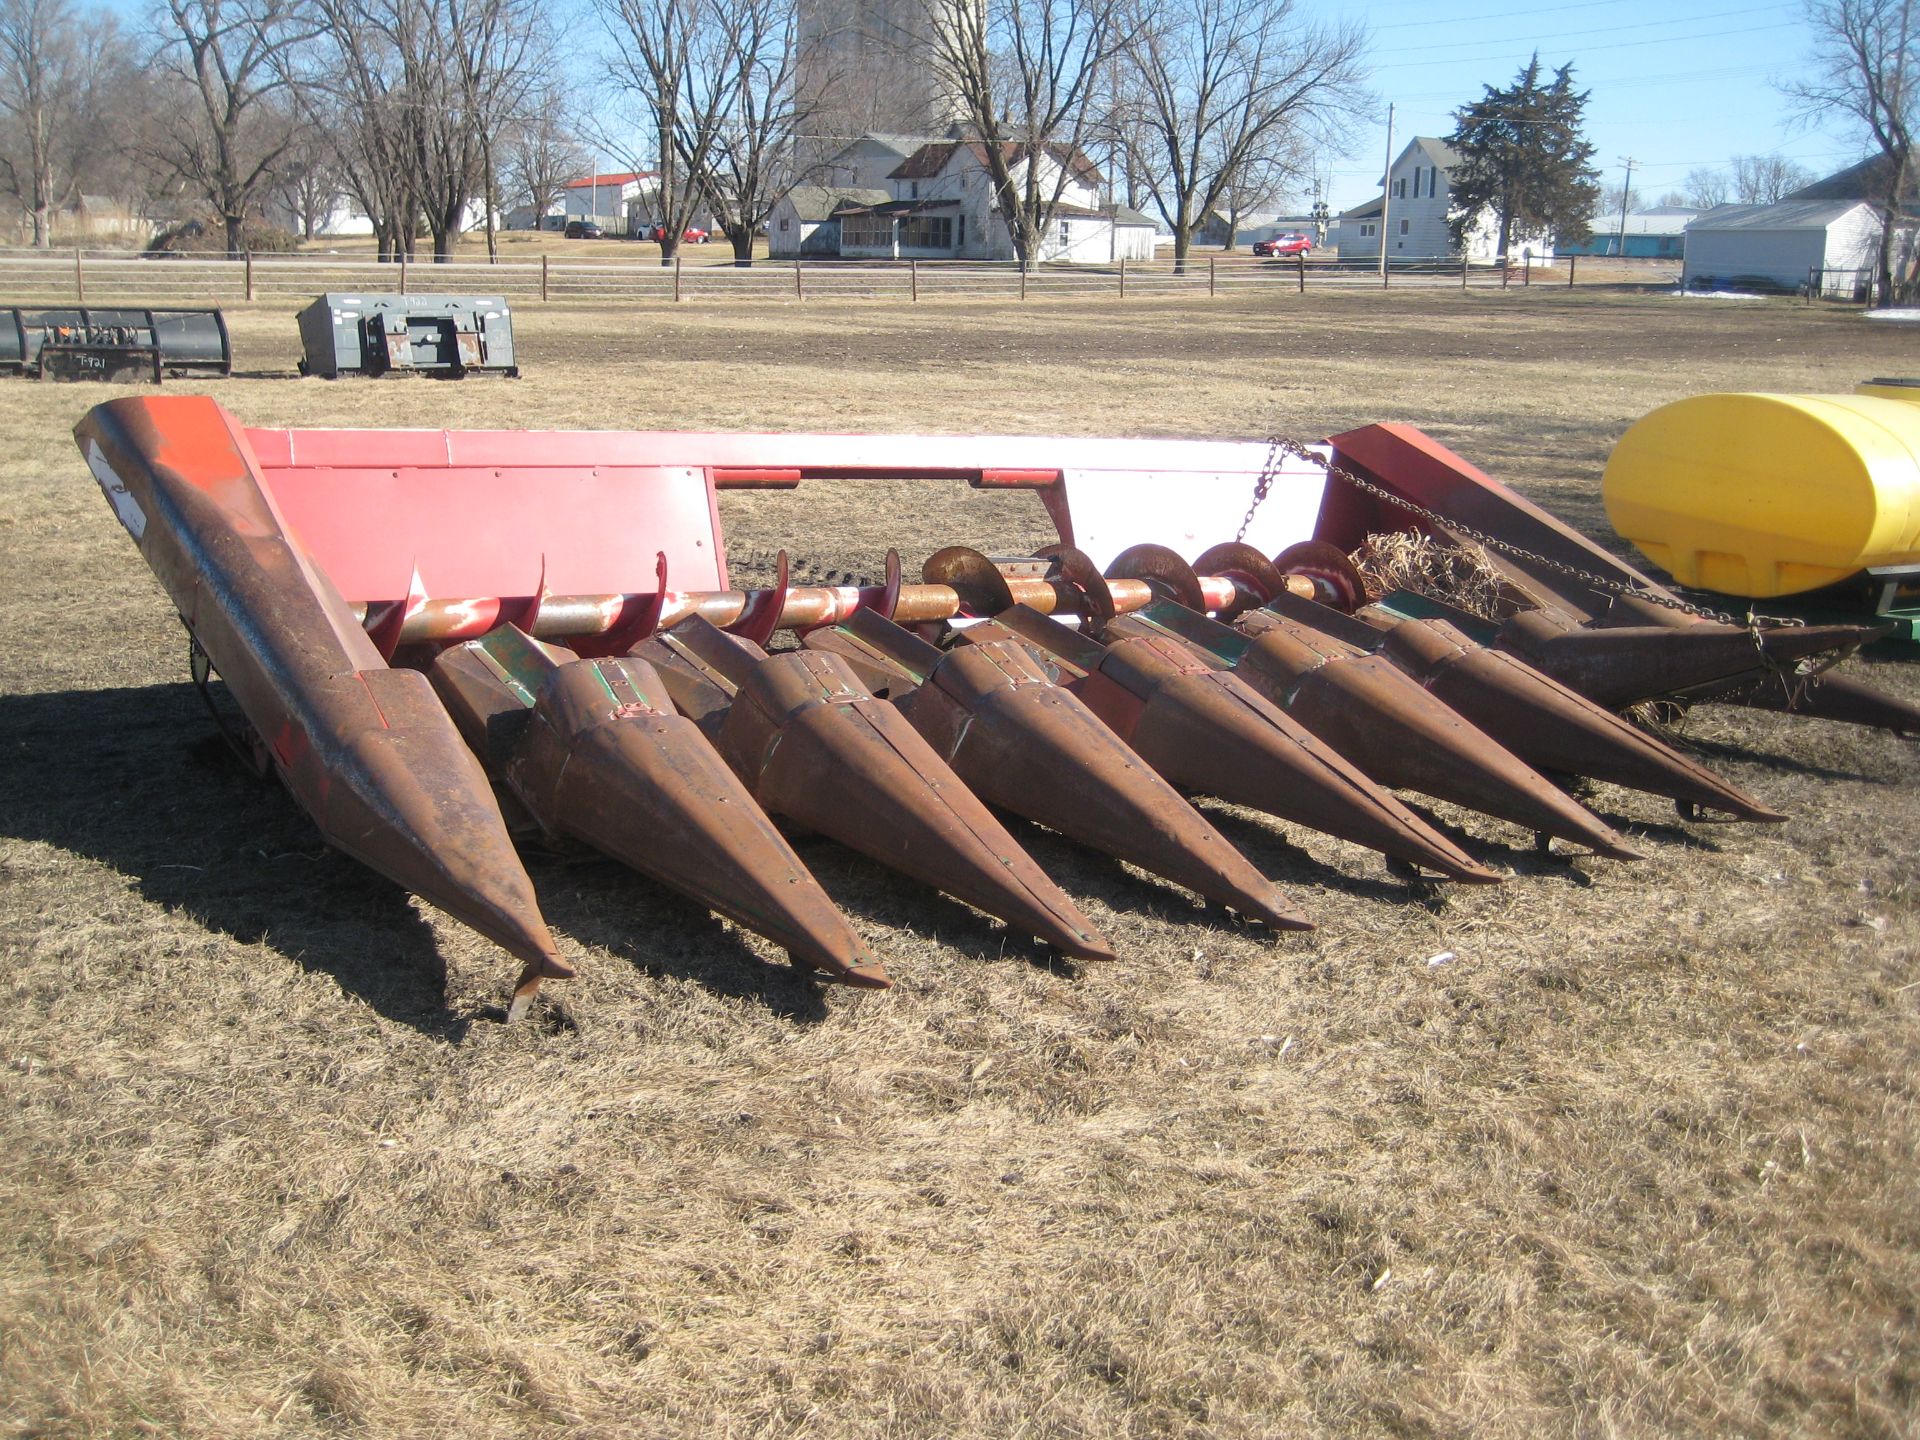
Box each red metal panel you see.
[252,456,727,604]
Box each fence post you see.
[1567,253,1576,288]
[541,253,549,303]
[675,254,683,303]
[1462,256,1469,289]
[73,247,83,302]
[910,258,917,302]
[1522,253,1531,287]
[1501,254,1510,289]
[245,250,254,301]
[793,258,802,300]
[399,254,407,295]
[1020,263,1027,301]
[1209,256,1216,297]
[1382,255,1389,289]
[1297,252,1305,294]
[1119,256,1126,299]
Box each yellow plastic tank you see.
[1601,381,1920,598]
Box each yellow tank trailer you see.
[1602,379,1920,601]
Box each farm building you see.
[809,133,946,192]
[1558,204,1696,258]
[767,185,893,258]
[833,140,1153,262]
[1682,200,1881,296]
[563,173,654,229]
[1194,210,1321,249]
[1333,136,1551,262]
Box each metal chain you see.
[1233,434,1286,543]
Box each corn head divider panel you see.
[71,395,1917,1016]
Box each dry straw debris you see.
[2,294,1917,1438]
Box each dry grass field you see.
[1,287,1917,1438]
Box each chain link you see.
[1233,434,1285,543]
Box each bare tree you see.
[927,0,1131,267]
[702,0,816,265]
[500,87,588,230]
[149,0,322,256]
[1731,152,1815,202]
[1683,165,1730,207]
[306,0,417,259]
[596,0,731,265]
[0,0,119,246]
[1215,146,1294,250]
[1124,0,1367,268]
[1598,180,1643,217]
[1784,0,1916,303]
[264,118,342,238]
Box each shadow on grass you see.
[0,683,855,1034]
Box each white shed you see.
[1682,200,1880,297]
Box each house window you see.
[900,215,953,248]
[1059,220,1072,243]
[910,182,919,199]
[1394,178,1406,199]
[840,213,894,247]
[1412,170,1421,199]
[780,217,790,231]
[1400,219,1409,234]
[958,214,965,246]
[1360,223,1375,237]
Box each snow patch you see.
[1864,309,1920,322]
[1667,288,1767,301]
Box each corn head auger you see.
[73,395,1916,1017]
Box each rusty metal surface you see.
[429,627,889,988]
[636,618,1115,961]
[75,395,568,1015]
[965,607,1501,883]
[1210,608,1640,858]
[805,610,1312,931]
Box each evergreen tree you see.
[1444,54,1599,256]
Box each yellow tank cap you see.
[1602,391,1920,598]
[1857,377,1920,403]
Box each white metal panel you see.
[1059,448,1331,572]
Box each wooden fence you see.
[0,247,1686,307]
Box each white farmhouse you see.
[1332,137,1551,262]
[834,139,1153,262]
[1682,200,1882,297]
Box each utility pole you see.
[1379,102,1395,286]
[1615,156,1635,258]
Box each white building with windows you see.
[1332,137,1551,262]
[562,172,655,228]
[832,139,1154,262]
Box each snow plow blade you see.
[965,607,1501,883]
[634,618,1114,962]
[1119,603,1640,859]
[429,627,889,988]
[803,609,1312,931]
[73,395,567,1014]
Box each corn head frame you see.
[74,395,1914,1016]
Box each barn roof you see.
[1689,200,1872,231]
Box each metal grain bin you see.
[0,306,231,383]
[296,293,518,378]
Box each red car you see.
[649,224,710,244]
[1253,233,1314,257]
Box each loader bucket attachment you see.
[429,627,889,987]
[74,396,566,1014]
[296,294,517,378]
[805,610,1312,931]
[1126,605,1641,859]
[636,618,1115,962]
[967,607,1500,883]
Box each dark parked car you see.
[564,219,603,239]
[1253,232,1314,257]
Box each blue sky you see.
[1318,0,1863,213]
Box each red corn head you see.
[74,395,567,1018]
[1245,592,1782,822]
[634,618,1115,962]
[1135,607,1641,859]
[804,609,1312,931]
[429,627,889,988]
[966,607,1501,883]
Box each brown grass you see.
[1,288,1916,1438]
